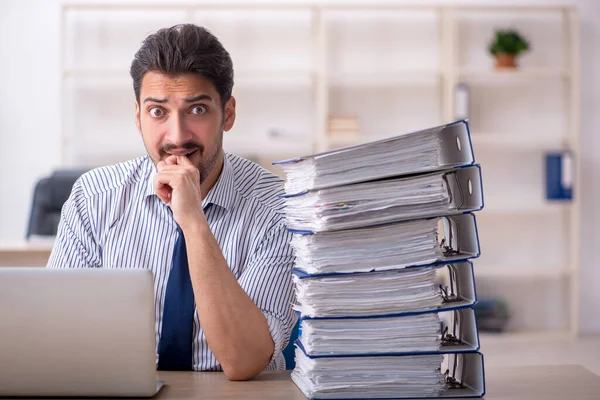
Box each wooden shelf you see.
[323,130,566,154]
[223,137,314,158]
[329,71,440,87]
[480,201,571,214]
[457,67,570,81]
[65,69,315,88]
[473,264,571,278]
[322,135,362,149]
[470,133,570,151]
[235,71,315,88]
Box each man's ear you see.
[223,96,236,132]
[135,101,142,135]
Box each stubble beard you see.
[199,134,223,184]
[140,126,224,185]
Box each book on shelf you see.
[327,115,361,137]
[328,115,360,132]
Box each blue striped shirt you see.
[47,153,296,371]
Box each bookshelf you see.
[475,264,572,279]
[60,4,580,334]
[457,67,570,80]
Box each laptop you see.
[0,268,163,397]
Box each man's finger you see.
[165,156,178,165]
[155,171,179,186]
[154,179,172,204]
[156,187,171,204]
[176,155,194,166]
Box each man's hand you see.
[155,155,205,229]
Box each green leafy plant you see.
[488,29,530,56]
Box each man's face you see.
[135,72,236,182]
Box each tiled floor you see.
[480,332,600,376]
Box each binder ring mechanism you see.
[441,309,462,345]
[438,215,462,257]
[444,353,466,389]
[438,266,465,345]
[438,264,459,303]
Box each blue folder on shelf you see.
[545,151,573,200]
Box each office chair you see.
[26,169,88,239]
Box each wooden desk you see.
[157,370,306,400]
[0,241,52,267]
[0,365,598,399]
[153,365,600,400]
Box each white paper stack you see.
[291,219,442,275]
[274,121,474,194]
[292,353,446,399]
[293,267,444,318]
[297,313,442,356]
[275,120,486,399]
[283,166,482,232]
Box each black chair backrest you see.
[26,169,88,238]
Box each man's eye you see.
[191,105,207,115]
[149,107,164,118]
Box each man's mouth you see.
[165,148,198,157]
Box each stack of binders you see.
[274,120,486,399]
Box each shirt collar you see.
[202,154,235,212]
[144,154,235,212]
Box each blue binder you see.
[296,306,481,357]
[274,120,476,193]
[291,348,486,399]
[290,213,481,276]
[545,151,573,200]
[280,164,485,232]
[289,262,486,398]
[293,261,478,315]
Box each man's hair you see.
[130,24,234,108]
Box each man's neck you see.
[200,151,225,199]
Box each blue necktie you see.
[157,227,195,371]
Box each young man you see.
[47,24,296,381]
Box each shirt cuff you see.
[263,311,289,370]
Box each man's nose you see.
[165,115,192,146]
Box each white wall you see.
[0,0,62,239]
[1,0,600,332]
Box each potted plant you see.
[488,29,530,68]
